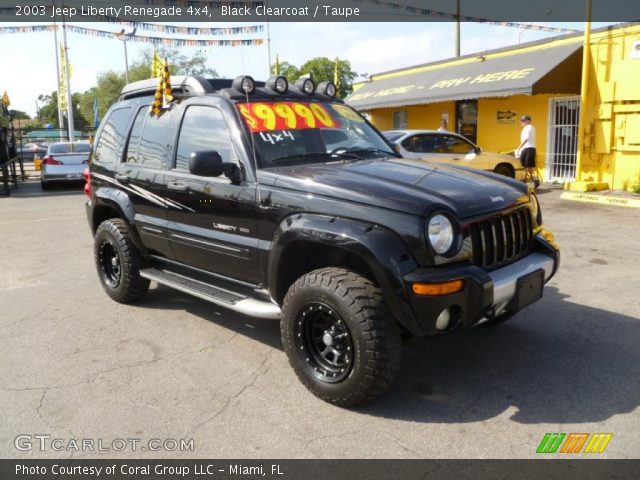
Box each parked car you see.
[384,129,525,180]
[16,142,47,160]
[85,75,559,407]
[41,142,91,189]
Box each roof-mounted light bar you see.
[266,76,288,93]
[232,75,256,95]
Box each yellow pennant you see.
[1,90,9,107]
[151,58,174,117]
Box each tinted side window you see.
[126,109,173,169]
[402,134,441,153]
[175,106,238,172]
[93,107,131,165]
[124,107,146,164]
[442,135,474,154]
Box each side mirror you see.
[189,150,243,182]
[190,150,223,177]
[474,147,482,155]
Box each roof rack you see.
[119,75,214,101]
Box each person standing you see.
[437,118,448,132]
[516,115,538,185]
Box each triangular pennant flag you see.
[1,91,9,108]
[151,58,174,117]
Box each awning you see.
[347,42,582,110]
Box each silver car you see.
[41,142,91,189]
[384,129,524,180]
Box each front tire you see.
[94,219,149,303]
[281,268,401,407]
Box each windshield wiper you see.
[340,147,401,159]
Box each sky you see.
[0,21,614,116]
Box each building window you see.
[393,110,408,129]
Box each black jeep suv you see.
[85,75,559,407]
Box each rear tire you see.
[40,180,51,191]
[494,163,515,178]
[281,267,401,407]
[94,218,149,303]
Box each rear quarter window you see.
[93,107,132,165]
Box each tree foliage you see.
[272,57,358,98]
[36,47,218,130]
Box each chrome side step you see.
[139,268,281,319]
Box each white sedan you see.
[384,129,524,180]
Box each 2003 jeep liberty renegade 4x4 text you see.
[85,75,559,407]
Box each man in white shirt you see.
[516,115,537,185]
[437,118,448,132]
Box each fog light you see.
[435,308,451,331]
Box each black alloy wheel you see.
[294,302,354,383]
[98,239,122,288]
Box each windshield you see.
[49,143,91,154]
[236,101,397,167]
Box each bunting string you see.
[0,24,264,46]
[90,17,263,36]
[354,0,581,33]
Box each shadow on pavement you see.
[136,285,640,425]
[1,180,84,199]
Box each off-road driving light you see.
[267,75,288,93]
[428,214,454,254]
[296,78,315,94]
[318,81,337,98]
[232,75,256,94]
[435,308,452,331]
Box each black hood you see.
[259,158,529,218]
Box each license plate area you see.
[66,174,83,180]
[507,268,544,311]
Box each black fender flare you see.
[268,213,422,334]
[91,186,148,256]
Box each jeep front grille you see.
[469,207,534,270]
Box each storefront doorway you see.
[455,100,478,144]
[546,96,580,182]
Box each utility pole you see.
[455,0,461,57]
[575,0,592,184]
[118,28,137,83]
[61,14,74,142]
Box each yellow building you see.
[348,23,640,191]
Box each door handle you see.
[115,173,130,183]
[167,181,189,192]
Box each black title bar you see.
[0,0,639,22]
[2,459,640,480]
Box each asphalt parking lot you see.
[1,181,639,459]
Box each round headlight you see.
[296,78,315,94]
[318,81,337,98]
[530,192,542,225]
[267,75,288,93]
[428,214,454,255]
[232,75,255,94]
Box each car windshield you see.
[236,101,397,167]
[49,143,91,154]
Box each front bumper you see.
[403,234,559,336]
